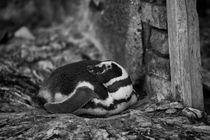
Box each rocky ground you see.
[0,16,210,140]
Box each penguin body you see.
[39,60,108,102]
[38,60,138,116]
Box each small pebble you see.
[145,106,156,112]
[165,108,177,114]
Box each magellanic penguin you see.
[38,60,138,117]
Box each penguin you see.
[38,60,138,116]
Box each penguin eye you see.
[107,65,111,69]
[87,65,94,72]
[87,64,106,75]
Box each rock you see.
[182,125,210,135]
[91,129,109,140]
[182,107,206,120]
[144,102,183,113]
[145,50,170,80]
[141,1,167,29]
[144,104,157,112]
[165,108,177,114]
[0,110,158,139]
[201,136,210,140]
[169,102,184,109]
[191,126,210,134]
[145,75,171,101]
[150,28,169,55]
[0,63,39,112]
[160,116,191,125]
[157,102,170,110]
[15,27,35,40]
[37,60,55,72]
[90,0,144,81]
[169,134,180,140]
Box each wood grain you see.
[167,0,203,110]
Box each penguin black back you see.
[41,60,108,100]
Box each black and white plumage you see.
[38,60,138,116]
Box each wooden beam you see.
[167,0,204,110]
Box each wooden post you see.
[167,0,204,110]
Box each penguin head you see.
[87,60,127,84]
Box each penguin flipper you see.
[44,87,97,113]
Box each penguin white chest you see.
[110,85,133,100]
[93,85,133,105]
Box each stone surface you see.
[144,101,184,113]
[90,0,144,81]
[144,104,157,112]
[15,26,35,40]
[159,116,191,125]
[150,28,169,55]
[145,75,171,101]
[190,126,210,134]
[1,109,210,139]
[165,108,177,114]
[169,102,184,109]
[142,0,166,5]
[141,1,167,29]
[182,107,206,120]
[145,50,170,80]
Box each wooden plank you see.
[167,0,204,110]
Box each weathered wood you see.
[167,0,204,110]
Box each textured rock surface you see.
[145,50,170,80]
[141,0,171,101]
[90,0,144,81]
[150,28,169,55]
[141,1,167,29]
[145,75,171,101]
[1,102,210,139]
